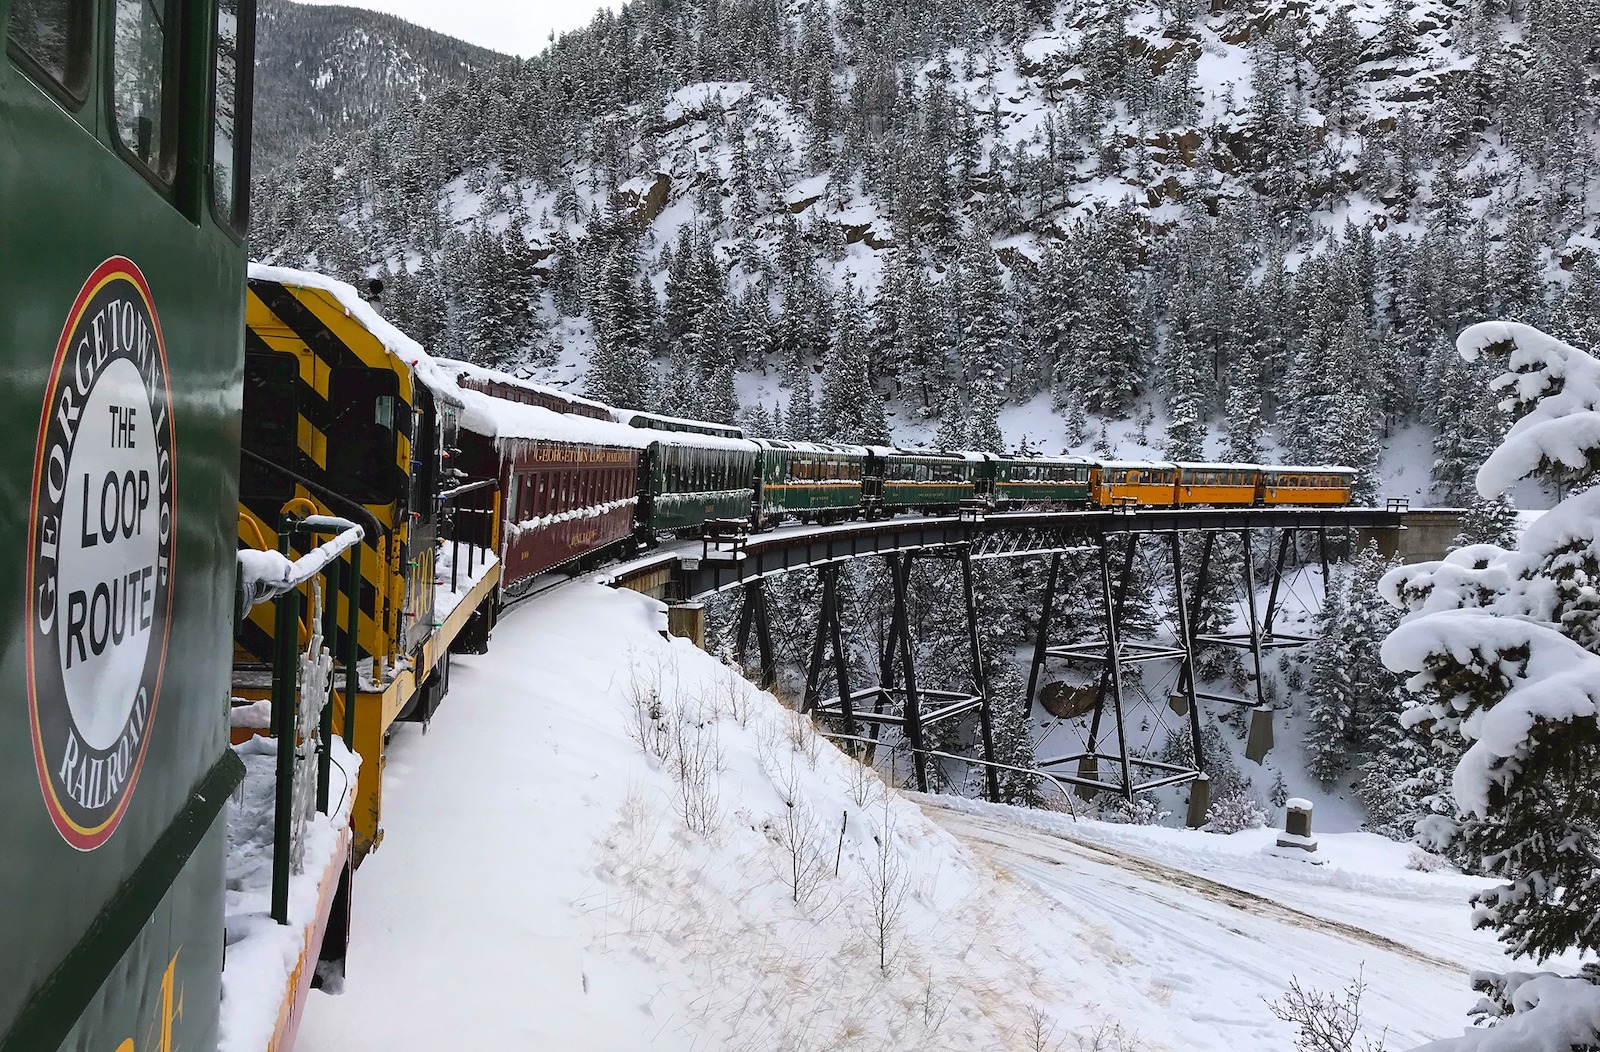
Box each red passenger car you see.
[454,427,641,597]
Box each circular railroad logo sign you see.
[26,257,176,850]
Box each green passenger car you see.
[1,0,256,1050]
[640,437,759,533]
[985,455,1094,507]
[871,451,980,511]
[754,440,867,523]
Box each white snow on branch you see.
[1382,612,1600,817]
[1416,972,1600,1052]
[1457,322,1600,497]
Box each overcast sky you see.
[295,0,614,58]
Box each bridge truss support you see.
[1187,527,1333,763]
[733,578,778,690]
[1023,524,1337,801]
[1025,533,1204,801]
[803,548,1000,802]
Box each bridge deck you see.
[611,506,1406,600]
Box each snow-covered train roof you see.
[1173,462,1265,472]
[1261,465,1358,476]
[1100,460,1179,471]
[612,408,747,439]
[650,431,762,454]
[247,263,650,450]
[881,447,988,461]
[993,454,1097,466]
[435,359,615,421]
[753,439,871,457]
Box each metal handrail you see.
[818,731,1080,819]
[236,512,363,925]
[440,476,497,594]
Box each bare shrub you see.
[766,760,831,908]
[1020,1005,1066,1052]
[719,663,754,728]
[1268,970,1389,1052]
[863,793,910,973]
[787,709,822,767]
[623,650,675,761]
[846,757,880,809]
[1073,1022,1143,1051]
[668,696,724,836]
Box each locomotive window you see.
[6,0,90,101]
[327,368,400,504]
[111,0,179,184]
[212,0,257,234]
[241,353,299,501]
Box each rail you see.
[441,477,499,594]
[819,731,1081,819]
[236,513,363,924]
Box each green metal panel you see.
[757,446,864,517]
[878,453,977,509]
[880,482,973,507]
[1,1,246,1046]
[646,440,756,532]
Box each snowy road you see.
[920,801,1493,1051]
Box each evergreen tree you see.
[1454,492,1520,549]
[817,287,890,443]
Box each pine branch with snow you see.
[1381,324,1600,1040]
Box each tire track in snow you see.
[922,803,1469,975]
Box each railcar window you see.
[7,0,90,98]
[212,0,256,232]
[240,353,299,501]
[112,0,178,183]
[327,369,398,504]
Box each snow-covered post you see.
[1245,707,1274,762]
[667,602,706,650]
[1186,772,1210,829]
[1277,798,1317,854]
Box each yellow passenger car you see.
[1176,463,1262,505]
[1261,466,1357,505]
[1091,461,1180,506]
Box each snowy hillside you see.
[252,0,508,174]
[252,0,1600,506]
[293,582,1553,1050]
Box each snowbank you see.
[299,584,1109,1050]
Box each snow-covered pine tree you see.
[585,242,654,409]
[1431,336,1506,504]
[1225,342,1265,462]
[1452,492,1519,553]
[1304,569,1357,785]
[818,286,889,444]
[1384,321,1600,982]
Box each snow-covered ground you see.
[290,581,1542,1051]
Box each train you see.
[0,2,1357,1045]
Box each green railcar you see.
[871,451,980,511]
[2,1,256,1050]
[754,440,867,522]
[986,455,1094,507]
[640,437,759,533]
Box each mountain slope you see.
[253,0,509,174]
[250,0,1600,504]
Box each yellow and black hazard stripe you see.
[235,277,419,670]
